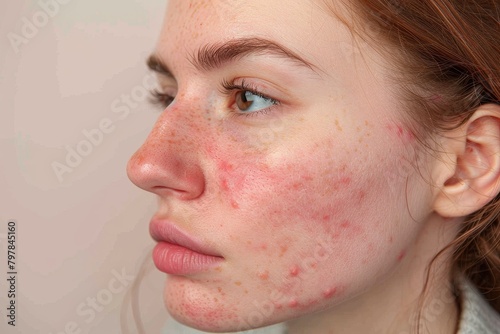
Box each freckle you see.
[214,266,222,272]
[234,281,242,286]
[323,287,337,299]
[289,265,300,277]
[335,119,343,132]
[244,289,249,294]
[288,299,299,308]
[258,271,269,280]
[389,235,394,243]
[397,250,406,261]
[279,244,289,257]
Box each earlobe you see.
[433,104,500,218]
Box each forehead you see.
[156,0,355,73]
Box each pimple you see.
[258,270,269,280]
[289,265,300,277]
[323,287,337,299]
[288,299,299,308]
[386,123,415,142]
[339,221,351,229]
[221,178,230,191]
[397,250,407,262]
[219,161,234,172]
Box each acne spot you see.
[289,265,300,277]
[230,199,240,209]
[258,270,269,280]
[221,178,230,192]
[397,249,406,262]
[385,123,415,143]
[219,161,234,172]
[323,287,337,299]
[288,299,299,308]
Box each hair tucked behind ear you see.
[338,0,500,312]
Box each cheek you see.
[187,125,419,324]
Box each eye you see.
[235,90,277,113]
[150,89,175,108]
[222,79,279,115]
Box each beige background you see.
[0,0,170,333]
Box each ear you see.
[433,104,500,218]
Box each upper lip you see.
[149,217,223,258]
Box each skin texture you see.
[127,1,466,333]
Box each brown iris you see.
[235,91,255,111]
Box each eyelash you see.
[148,79,280,117]
[149,89,175,108]
[220,79,280,117]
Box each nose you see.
[127,108,205,200]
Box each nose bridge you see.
[127,104,206,199]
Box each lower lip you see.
[152,242,224,275]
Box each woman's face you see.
[128,0,436,331]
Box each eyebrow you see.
[147,37,316,76]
